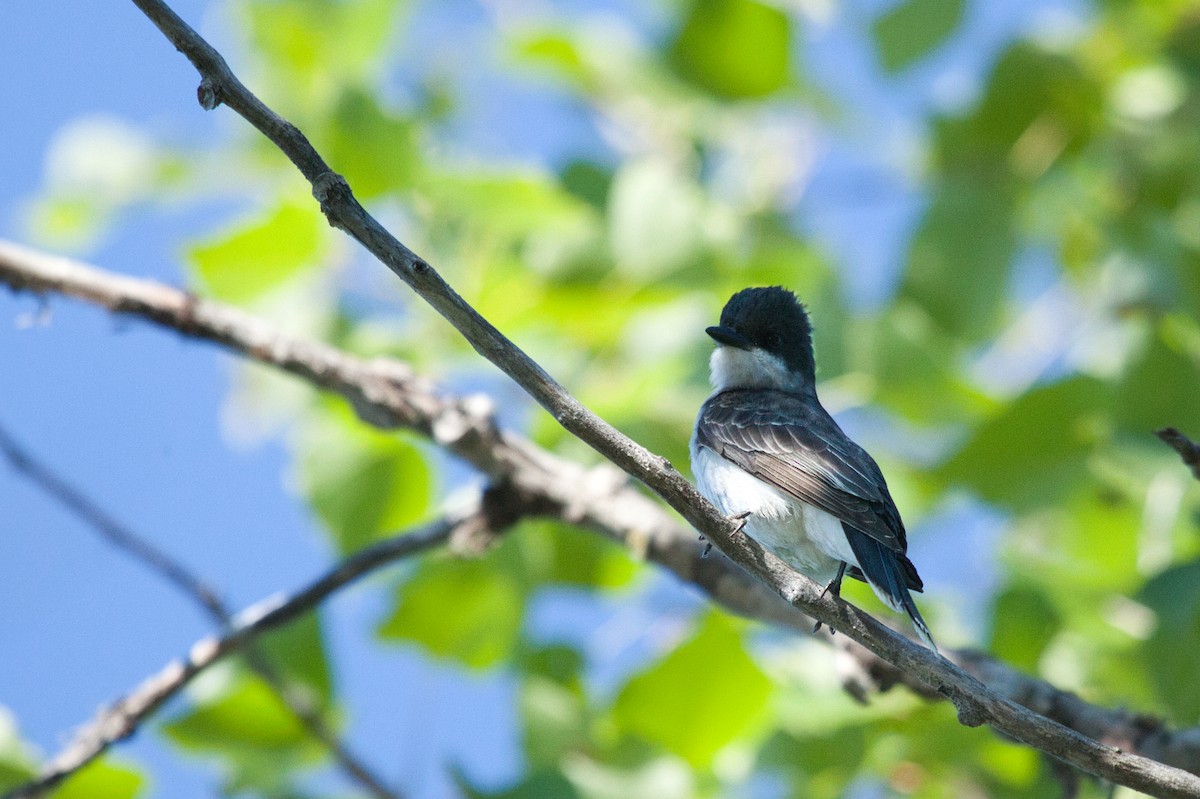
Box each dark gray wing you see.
[696,388,907,553]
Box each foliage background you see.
[2,0,1200,797]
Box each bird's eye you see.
[765,332,783,349]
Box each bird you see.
[689,286,935,650]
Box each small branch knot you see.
[311,172,352,220]
[196,77,221,110]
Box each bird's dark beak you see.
[706,325,752,350]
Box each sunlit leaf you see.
[669,0,791,99]
[187,199,327,303]
[323,88,422,199]
[613,612,772,766]
[378,556,525,669]
[48,761,143,799]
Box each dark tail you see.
[845,527,937,652]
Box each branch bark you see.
[0,487,529,799]
[0,422,401,799]
[6,242,1200,794]
[1158,427,1200,481]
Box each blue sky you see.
[0,1,1083,796]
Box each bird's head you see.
[705,286,816,394]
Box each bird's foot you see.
[698,535,712,559]
[729,510,752,534]
[820,562,849,600]
[813,562,849,636]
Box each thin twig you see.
[110,1,1200,793]
[1158,427,1200,481]
[1,508,471,799]
[0,421,400,799]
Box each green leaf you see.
[161,665,329,792]
[242,0,404,108]
[164,674,313,753]
[669,0,791,100]
[49,760,144,799]
[0,711,37,791]
[519,520,637,589]
[458,769,581,799]
[872,0,965,73]
[323,88,422,199]
[378,556,525,669]
[1114,323,1200,436]
[253,612,334,710]
[1138,561,1200,723]
[187,199,327,303]
[613,612,772,766]
[938,376,1111,509]
[988,585,1060,672]
[900,176,1017,341]
[299,402,432,554]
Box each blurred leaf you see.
[519,520,638,589]
[520,676,589,769]
[253,613,334,710]
[242,0,404,109]
[378,556,524,669]
[988,585,1060,672]
[49,760,144,799]
[299,402,432,554]
[1114,323,1200,435]
[873,0,965,73]
[164,674,314,753]
[669,0,791,100]
[0,711,37,791]
[459,770,581,799]
[187,199,327,303]
[608,158,704,276]
[513,31,592,88]
[937,44,1101,166]
[613,612,771,766]
[938,376,1111,508]
[900,176,1017,341]
[1138,561,1200,723]
[323,88,422,199]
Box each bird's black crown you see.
[717,286,816,378]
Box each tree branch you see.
[0,422,401,799]
[6,0,1193,791]
[1158,427,1200,481]
[7,242,1200,792]
[0,485,532,799]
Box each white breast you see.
[689,436,859,584]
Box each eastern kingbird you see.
[690,286,935,650]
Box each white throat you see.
[709,346,806,393]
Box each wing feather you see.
[697,389,907,552]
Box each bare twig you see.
[0,422,400,799]
[0,493,503,799]
[1158,427,1200,481]
[7,244,1200,790]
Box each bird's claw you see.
[729,510,752,534]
